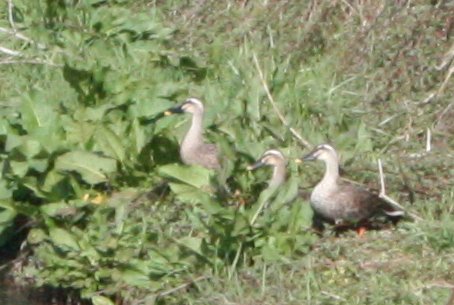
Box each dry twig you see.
[7,0,16,31]
[421,43,454,104]
[377,159,423,221]
[0,46,21,56]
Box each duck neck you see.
[320,156,339,189]
[269,162,286,188]
[181,111,204,152]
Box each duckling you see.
[247,149,287,188]
[165,98,220,169]
[298,144,404,230]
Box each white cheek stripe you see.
[186,98,204,110]
[263,149,284,159]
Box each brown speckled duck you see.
[247,149,287,188]
[299,144,404,230]
[165,98,220,169]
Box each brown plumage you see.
[165,98,220,170]
[300,144,404,227]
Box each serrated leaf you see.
[55,151,116,184]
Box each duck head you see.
[247,149,286,170]
[299,144,339,163]
[165,98,204,115]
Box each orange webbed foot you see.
[357,226,367,237]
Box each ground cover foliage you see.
[0,0,453,304]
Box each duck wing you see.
[336,181,404,223]
[197,143,220,169]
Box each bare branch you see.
[439,64,454,94]
[426,128,431,152]
[252,53,312,148]
[436,40,454,71]
[378,159,386,196]
[0,27,34,44]
[157,275,209,298]
[0,58,61,67]
[7,0,16,31]
[377,159,423,221]
[421,59,454,104]
[0,46,21,56]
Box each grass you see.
[151,1,454,304]
[157,192,454,305]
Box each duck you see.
[165,98,220,169]
[247,149,287,188]
[298,144,404,231]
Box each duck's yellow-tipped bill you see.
[164,110,173,116]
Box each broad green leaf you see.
[84,104,116,121]
[177,236,203,256]
[62,117,96,145]
[132,118,146,154]
[158,164,212,188]
[0,182,12,200]
[42,170,66,193]
[5,134,23,152]
[20,94,56,132]
[0,208,16,225]
[0,120,7,135]
[114,204,126,234]
[55,151,117,184]
[28,158,48,173]
[168,183,213,208]
[92,296,115,305]
[94,126,126,162]
[119,268,151,288]
[27,228,47,244]
[40,202,74,217]
[17,137,42,158]
[129,97,172,118]
[271,176,299,209]
[355,121,373,152]
[261,242,283,262]
[49,227,80,251]
[10,161,29,178]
